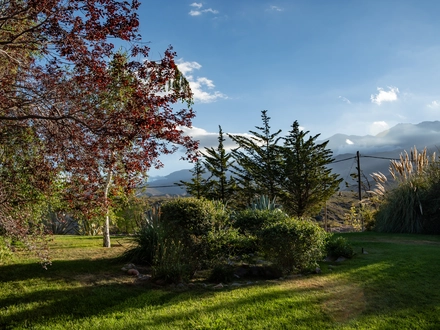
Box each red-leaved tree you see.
[0,0,198,260]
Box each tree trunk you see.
[103,169,113,248]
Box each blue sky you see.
[138,1,440,176]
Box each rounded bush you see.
[258,218,328,273]
[160,197,229,270]
[161,197,224,237]
[233,209,290,235]
[326,236,355,259]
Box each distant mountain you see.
[145,121,440,196]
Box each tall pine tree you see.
[178,159,209,199]
[203,126,236,204]
[229,110,283,201]
[279,121,342,217]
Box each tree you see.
[0,1,198,256]
[279,121,342,217]
[229,110,283,201]
[178,159,209,199]
[203,125,236,204]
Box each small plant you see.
[326,236,355,259]
[121,203,163,265]
[152,239,191,283]
[121,221,164,265]
[250,195,279,211]
[344,204,362,232]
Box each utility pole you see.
[356,151,364,231]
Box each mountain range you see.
[145,121,440,196]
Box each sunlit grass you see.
[1,233,440,329]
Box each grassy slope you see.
[1,233,440,329]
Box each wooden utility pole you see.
[356,151,364,231]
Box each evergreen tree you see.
[203,126,236,204]
[279,121,342,217]
[178,159,209,199]
[229,110,283,201]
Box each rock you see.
[127,268,139,276]
[335,256,346,263]
[230,282,242,287]
[213,283,224,289]
[315,267,321,274]
[137,274,151,281]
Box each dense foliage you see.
[0,0,198,258]
[258,218,328,273]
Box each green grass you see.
[1,233,440,329]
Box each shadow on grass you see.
[1,234,440,328]
[0,257,124,283]
[0,278,332,329]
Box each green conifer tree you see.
[229,110,283,201]
[279,121,342,217]
[203,126,236,204]
[178,159,209,199]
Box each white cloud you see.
[189,10,202,16]
[177,59,227,103]
[370,86,399,105]
[346,139,354,145]
[190,2,203,9]
[181,126,252,150]
[370,121,389,135]
[177,61,201,75]
[427,100,440,109]
[339,96,351,104]
[188,3,219,16]
[269,5,284,12]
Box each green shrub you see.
[160,197,230,270]
[207,226,250,261]
[161,197,223,237]
[121,221,164,265]
[258,218,328,273]
[233,209,290,235]
[326,236,355,259]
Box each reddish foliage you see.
[0,1,198,256]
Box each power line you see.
[331,156,356,164]
[361,155,400,161]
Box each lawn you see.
[1,233,440,329]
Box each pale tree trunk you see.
[103,169,113,248]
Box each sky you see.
[136,0,440,176]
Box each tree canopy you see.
[0,0,198,257]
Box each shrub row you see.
[123,197,353,282]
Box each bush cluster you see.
[124,197,337,282]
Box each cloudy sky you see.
[138,1,440,176]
